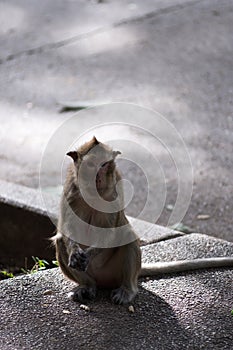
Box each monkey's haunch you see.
[140,257,233,276]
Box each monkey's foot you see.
[69,286,97,302]
[68,249,89,271]
[111,286,136,305]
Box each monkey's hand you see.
[68,248,89,271]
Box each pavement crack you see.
[0,0,201,64]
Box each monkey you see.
[54,137,233,305]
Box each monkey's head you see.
[67,137,121,199]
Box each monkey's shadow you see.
[71,277,195,349]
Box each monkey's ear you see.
[92,136,99,145]
[66,151,79,162]
[113,150,121,159]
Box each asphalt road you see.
[1,233,233,350]
[0,0,232,240]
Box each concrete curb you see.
[0,180,183,268]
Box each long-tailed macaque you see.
[54,137,233,305]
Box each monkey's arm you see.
[67,240,104,270]
[140,257,233,276]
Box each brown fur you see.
[55,137,140,304]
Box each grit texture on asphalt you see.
[0,233,233,350]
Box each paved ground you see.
[0,0,233,240]
[1,233,233,350]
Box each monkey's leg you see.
[56,235,97,302]
[70,280,97,302]
[111,242,141,305]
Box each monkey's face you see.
[67,138,121,200]
[77,145,119,198]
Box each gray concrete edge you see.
[0,179,186,245]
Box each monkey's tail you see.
[140,257,233,277]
